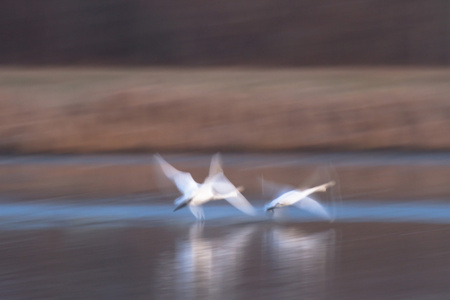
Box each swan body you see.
[155,154,255,220]
[264,181,335,220]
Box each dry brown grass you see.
[0,68,449,153]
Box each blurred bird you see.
[154,154,255,220]
[263,179,334,221]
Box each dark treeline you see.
[0,0,449,66]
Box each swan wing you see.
[295,196,331,220]
[209,153,223,177]
[154,154,199,195]
[260,177,293,198]
[210,173,255,215]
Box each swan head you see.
[264,203,276,212]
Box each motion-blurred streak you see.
[175,223,257,300]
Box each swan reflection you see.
[175,223,257,299]
[155,224,336,299]
[264,226,336,299]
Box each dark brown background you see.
[1,0,449,65]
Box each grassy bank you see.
[0,68,449,153]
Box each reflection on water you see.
[1,221,450,299]
[154,223,336,300]
[265,227,336,299]
[175,223,257,299]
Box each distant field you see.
[0,68,449,153]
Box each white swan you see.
[154,154,255,220]
[263,179,335,220]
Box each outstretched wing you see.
[154,154,199,196]
[260,177,293,198]
[294,196,331,220]
[298,166,334,190]
[209,153,223,177]
[210,173,255,215]
[224,195,256,216]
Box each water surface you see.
[0,201,449,299]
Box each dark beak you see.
[173,202,188,212]
[265,208,275,215]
